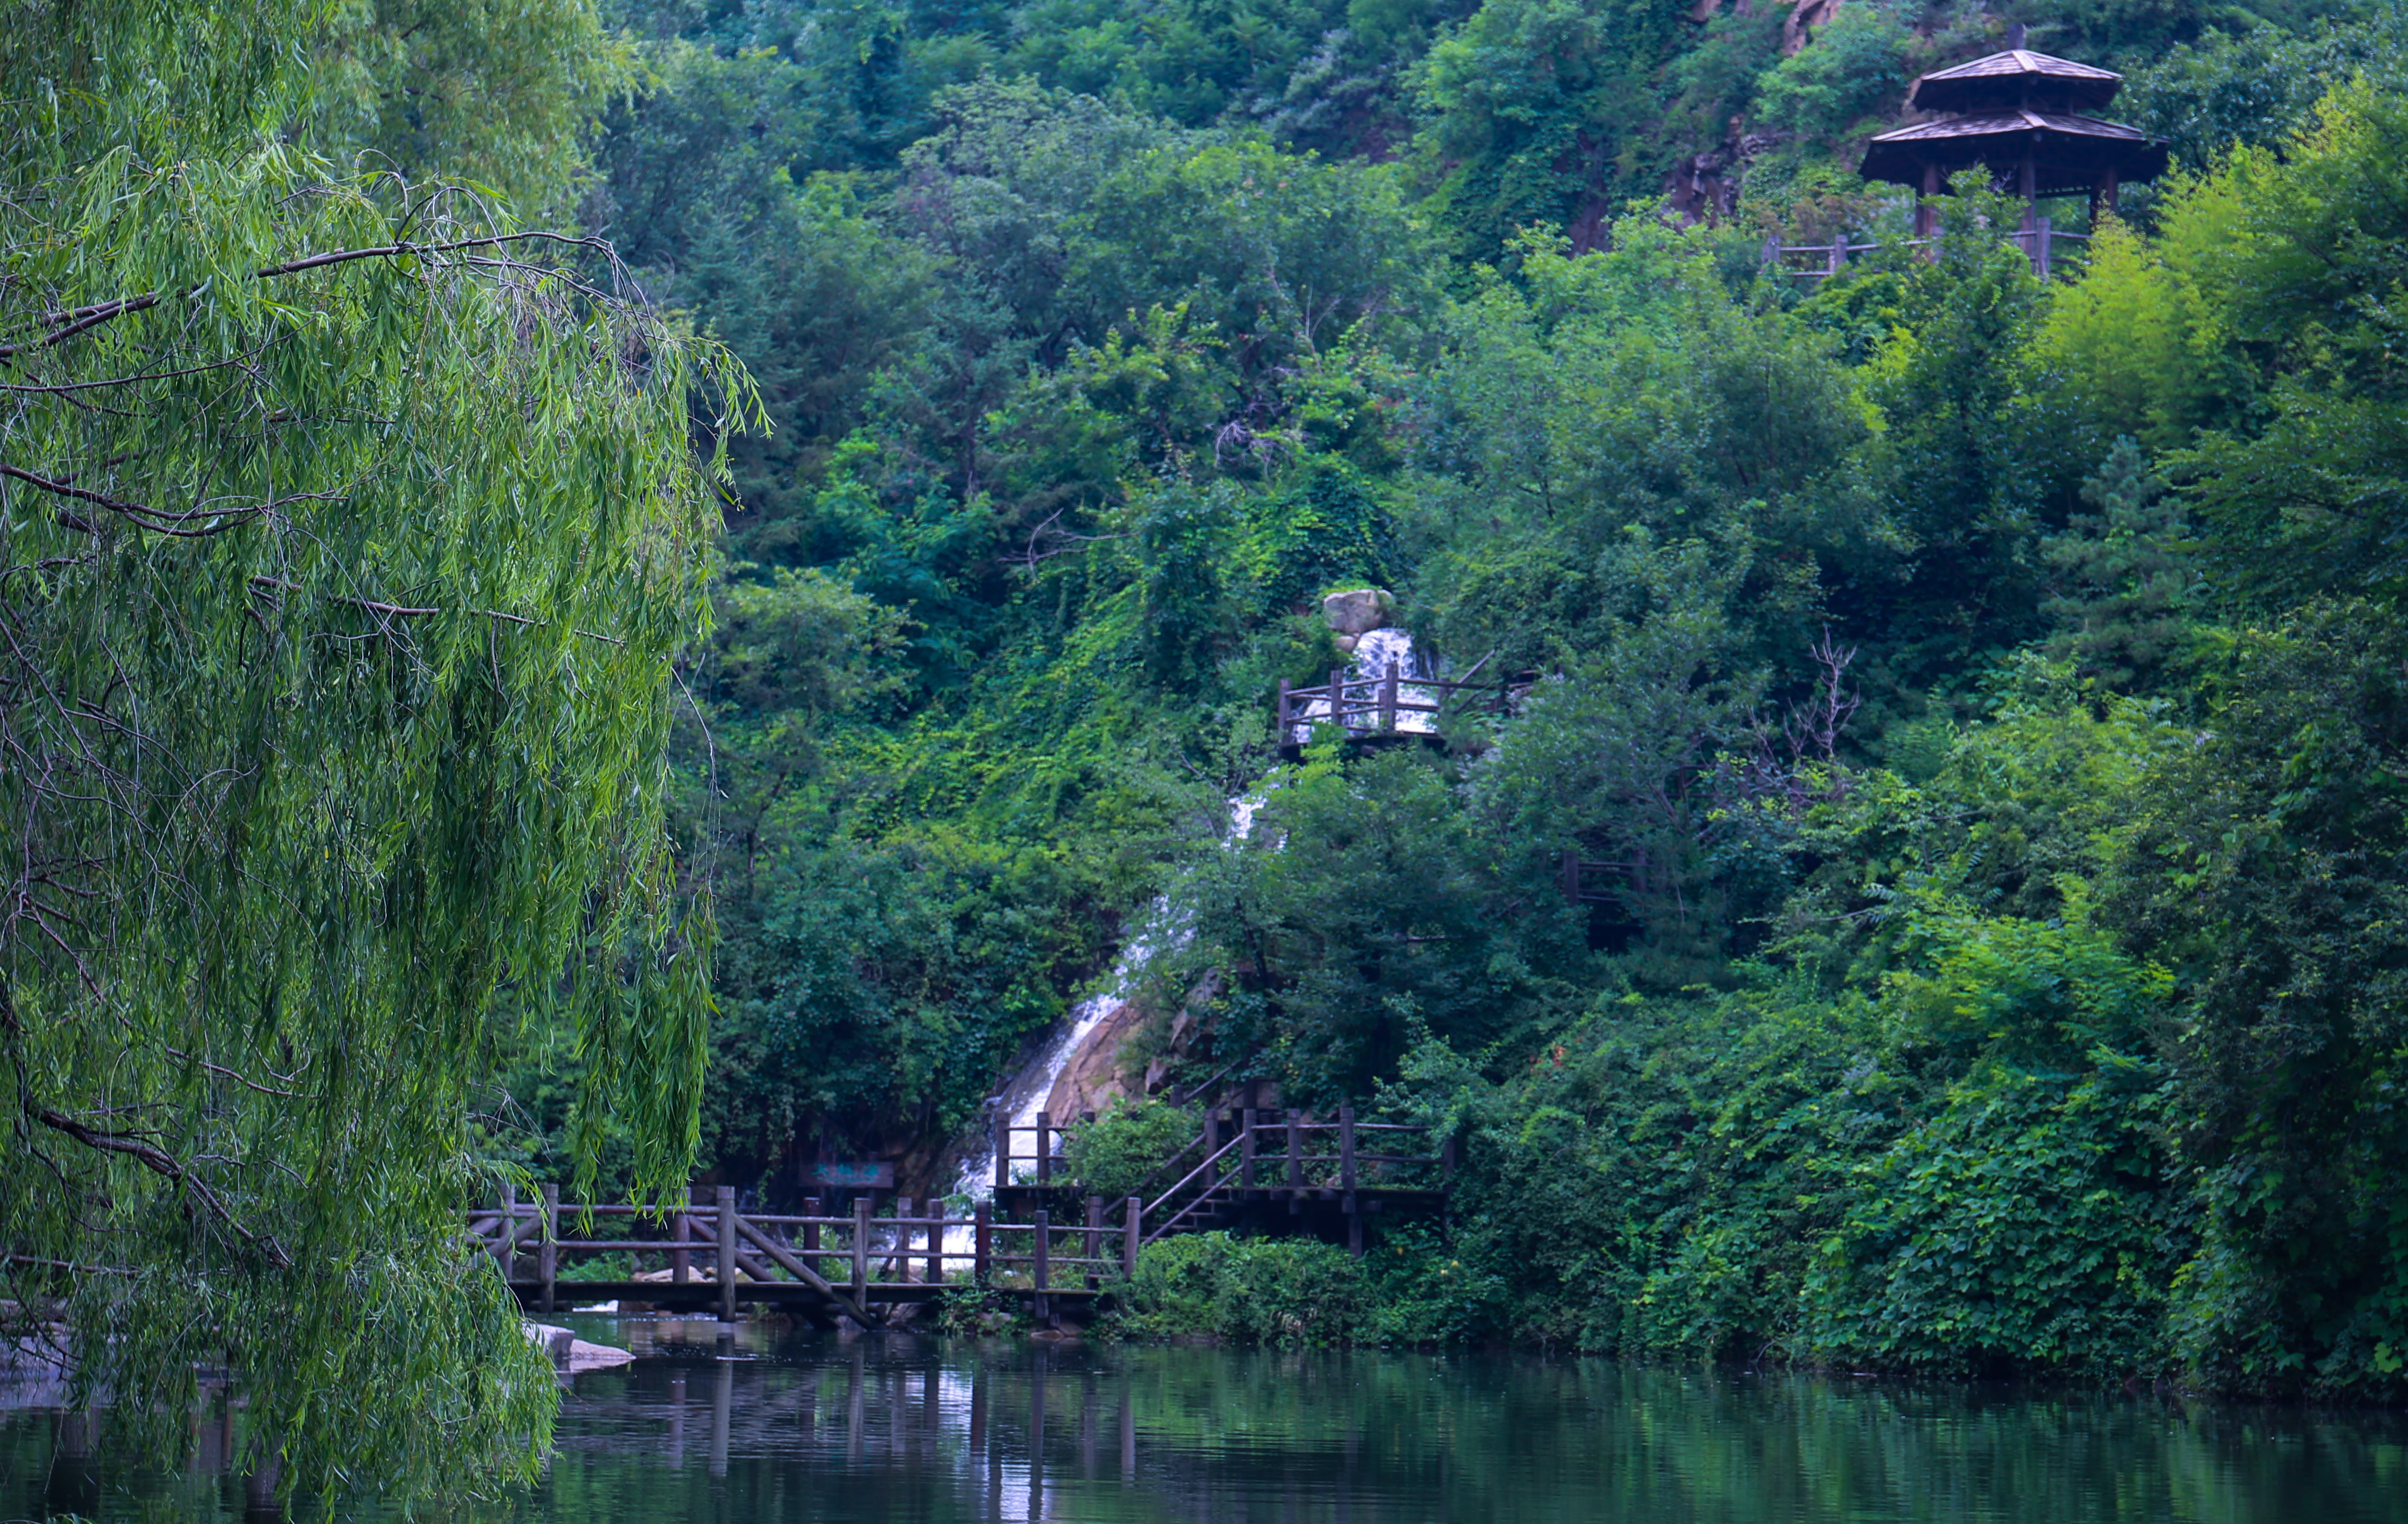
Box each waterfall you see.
[942,626,1428,1252]
[940,940,1154,1254]
[1289,626,1441,741]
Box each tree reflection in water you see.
[7,1318,2406,1522]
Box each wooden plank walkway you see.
[473,1105,1451,1327]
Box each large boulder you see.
[523,1321,636,1371]
[1321,588,1394,636]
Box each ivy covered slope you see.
[0,0,742,1505]
[579,0,2408,1399]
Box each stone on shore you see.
[523,1321,636,1373]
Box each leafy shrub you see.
[1800,1056,2187,1375]
[1751,3,1913,140]
[1063,1098,1200,1203]
[1111,1232,1374,1346]
[556,1251,635,1283]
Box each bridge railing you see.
[467,1189,1148,1323]
[989,1102,1457,1251]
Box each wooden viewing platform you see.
[1274,660,1520,753]
[473,1106,1452,1327]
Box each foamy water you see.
[1288,626,1440,742]
[945,628,1435,1248]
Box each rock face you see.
[1043,996,1146,1121]
[1038,967,1233,1121]
[1321,588,1393,637]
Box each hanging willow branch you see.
[0,13,764,1505]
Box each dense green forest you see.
[522,0,2408,1398]
[8,0,2408,1498]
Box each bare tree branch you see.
[27,1104,293,1269]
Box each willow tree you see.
[0,0,748,1502]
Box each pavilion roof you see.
[1861,108,2170,193]
[1909,49,2123,112]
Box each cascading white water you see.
[943,626,1429,1253]
[1289,626,1440,742]
[939,942,1152,1253]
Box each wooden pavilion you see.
[1862,47,2169,245]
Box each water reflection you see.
[7,1318,2407,1523]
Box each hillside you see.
[507,0,2408,1391]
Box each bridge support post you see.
[993,1112,1010,1192]
[927,1202,943,1285]
[897,1197,913,1283]
[803,1197,821,1267]
[1033,1209,1051,1323]
[1084,1196,1103,1282]
[1276,680,1290,745]
[974,1202,991,1286]
[538,1182,558,1314]
[673,1189,692,1284]
[1286,1111,1303,1190]
[1380,660,1398,731]
[716,1185,738,1321]
[1124,1197,1141,1276]
[1035,1111,1052,1184]
[852,1197,871,1300]
[1240,1108,1257,1188]
[1339,1105,1357,1193]
[1341,1104,1359,1254]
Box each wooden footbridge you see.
[472,1188,1125,1328]
[473,1106,1451,1327]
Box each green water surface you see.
[8,1315,2406,1521]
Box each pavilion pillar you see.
[2091,165,2119,227]
[2019,153,2041,273]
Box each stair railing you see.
[1141,1130,1249,1244]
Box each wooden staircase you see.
[993,1102,1453,1257]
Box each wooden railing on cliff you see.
[1274,659,1520,749]
[1765,220,2090,281]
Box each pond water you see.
[7,1315,2407,1522]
